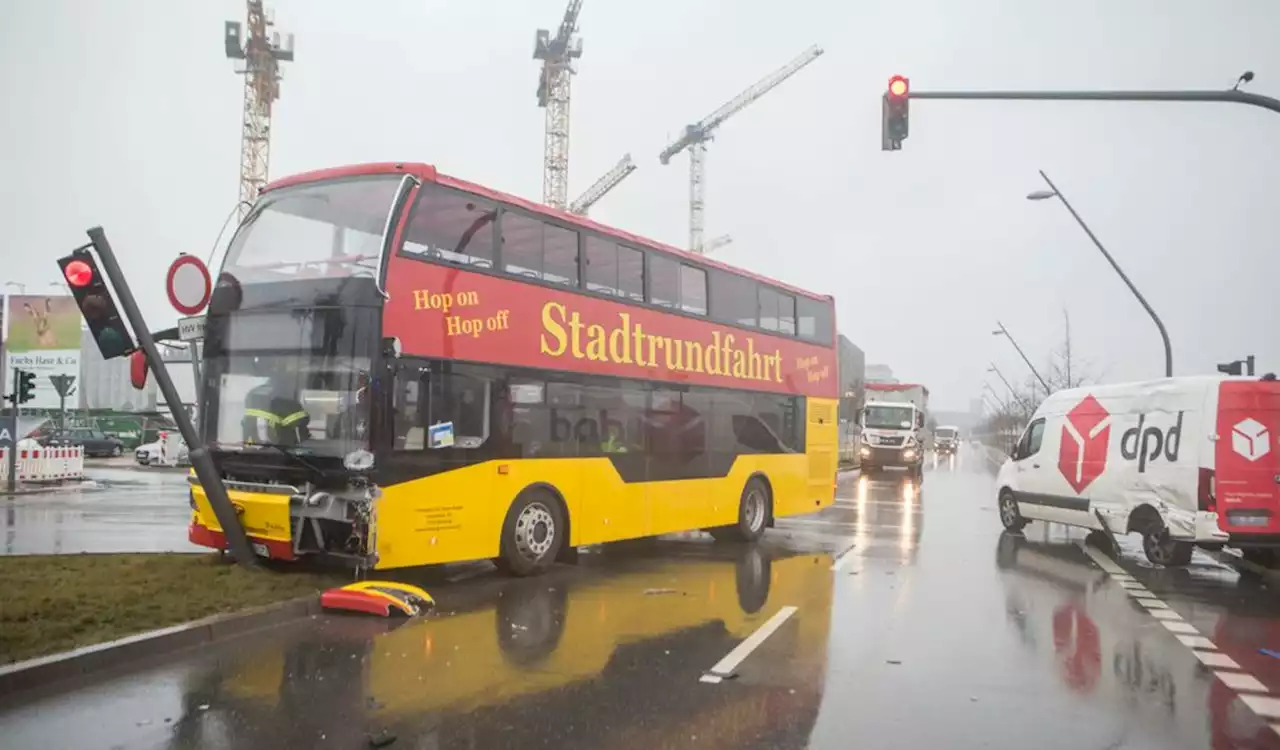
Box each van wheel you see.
[709,478,771,543]
[998,490,1026,532]
[495,489,565,577]
[1142,524,1193,567]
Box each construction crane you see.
[568,154,636,215]
[534,0,584,209]
[659,45,823,253]
[225,1,294,220]
[704,235,733,253]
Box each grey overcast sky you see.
[3,0,1276,410]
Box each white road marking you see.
[1081,544,1126,574]
[1194,650,1241,669]
[1241,695,1280,719]
[1217,671,1270,692]
[701,606,798,682]
[699,675,722,684]
[1177,635,1217,649]
[830,545,858,572]
[1080,539,1278,729]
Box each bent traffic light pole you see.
[82,227,257,567]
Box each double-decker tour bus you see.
[188,162,839,575]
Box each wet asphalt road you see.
[1,463,199,555]
[5,450,1280,748]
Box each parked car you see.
[135,438,190,466]
[39,428,125,458]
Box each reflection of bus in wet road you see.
[179,548,834,747]
[995,531,1280,749]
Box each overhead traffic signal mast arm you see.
[658,45,825,164]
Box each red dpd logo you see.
[1059,395,1111,493]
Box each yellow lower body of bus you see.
[189,398,838,570]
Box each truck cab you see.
[859,401,925,478]
[934,425,960,457]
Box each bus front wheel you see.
[709,478,771,543]
[495,488,566,577]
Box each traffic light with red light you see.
[56,249,136,360]
[882,75,910,150]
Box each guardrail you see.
[0,446,86,483]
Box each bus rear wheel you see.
[709,478,771,543]
[495,488,566,577]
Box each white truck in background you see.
[859,383,929,478]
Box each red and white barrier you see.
[0,446,86,483]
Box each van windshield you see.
[936,428,957,439]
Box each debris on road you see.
[320,581,434,617]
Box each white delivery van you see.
[996,375,1280,566]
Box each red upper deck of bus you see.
[260,162,831,304]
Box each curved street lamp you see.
[1027,170,1173,377]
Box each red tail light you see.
[1198,467,1216,513]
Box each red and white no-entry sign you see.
[166,254,212,315]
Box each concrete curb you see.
[0,595,321,698]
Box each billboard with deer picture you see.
[4,295,81,409]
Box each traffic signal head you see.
[882,75,910,151]
[16,369,35,405]
[56,249,135,360]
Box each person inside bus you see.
[601,424,628,454]
[242,364,311,446]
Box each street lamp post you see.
[992,322,1050,397]
[987,364,1031,413]
[1028,170,1173,377]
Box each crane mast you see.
[658,45,823,253]
[534,0,584,209]
[224,1,294,220]
[568,154,636,215]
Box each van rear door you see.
[1214,381,1280,537]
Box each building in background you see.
[4,294,81,411]
[837,335,866,424]
[865,363,897,384]
[78,327,158,411]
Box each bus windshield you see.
[222,175,405,283]
[203,307,380,460]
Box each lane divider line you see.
[1160,620,1200,635]
[1194,651,1242,669]
[831,545,858,572]
[1079,540,1280,736]
[1241,695,1280,719]
[1176,634,1217,650]
[701,605,798,683]
[1217,671,1270,693]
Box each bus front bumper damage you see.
[188,477,380,568]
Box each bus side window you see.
[435,373,491,448]
[393,366,428,450]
